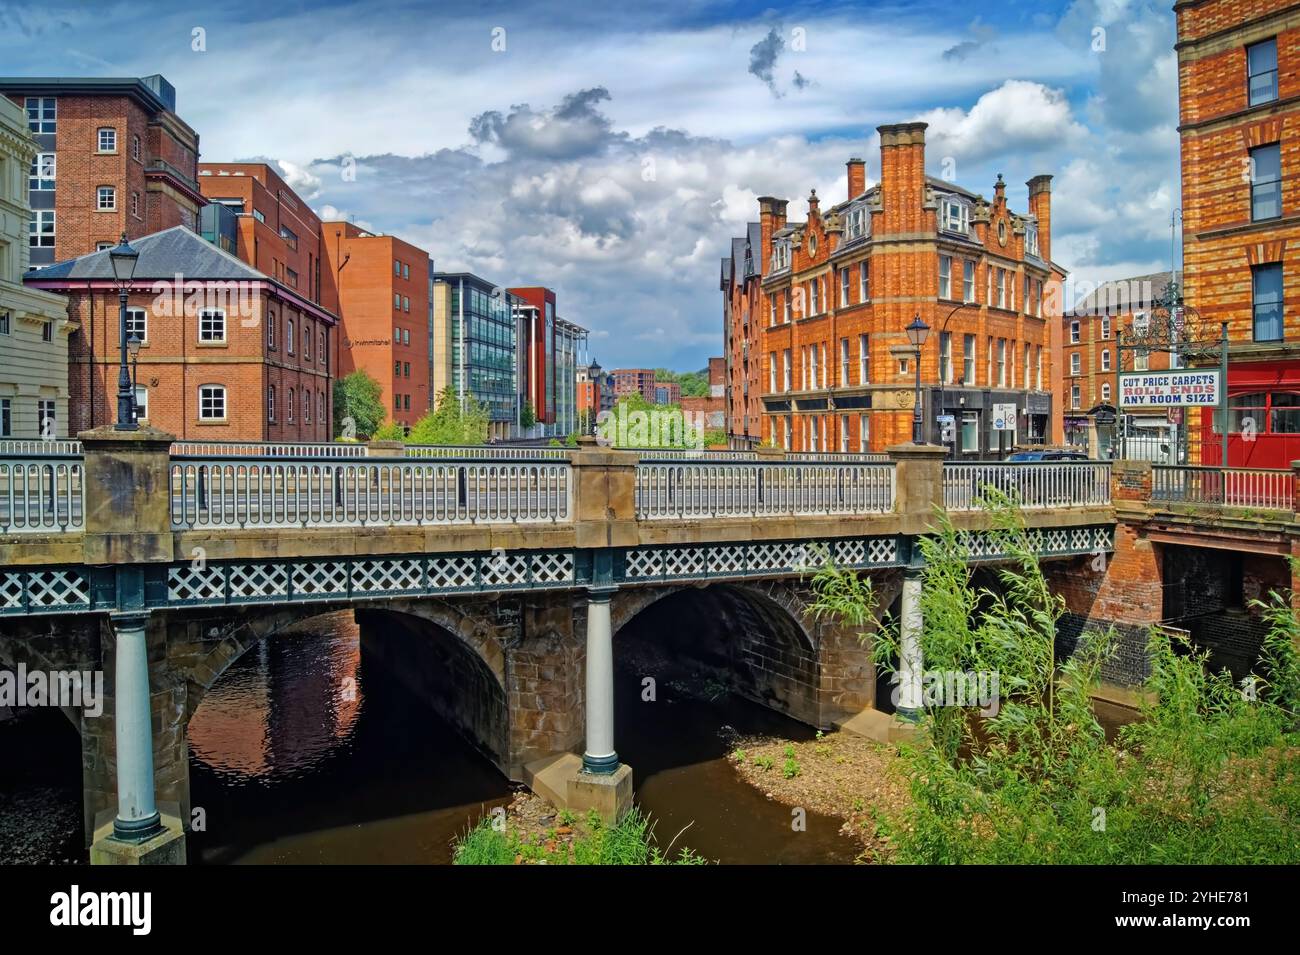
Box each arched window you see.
[287,387,295,422]
[268,384,276,422]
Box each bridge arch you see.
[611,581,825,727]
[180,598,510,772]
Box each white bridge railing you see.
[0,456,84,533]
[943,462,1112,511]
[169,457,572,529]
[635,461,896,519]
[170,441,368,458]
[1152,466,1294,511]
[405,444,570,460]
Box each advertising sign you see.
[1119,370,1220,409]
[992,403,1017,431]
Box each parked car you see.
[1006,449,1090,462]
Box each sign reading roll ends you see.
[1118,370,1221,410]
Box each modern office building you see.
[434,272,520,439]
[0,74,202,267]
[0,94,70,438]
[323,221,431,432]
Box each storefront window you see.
[960,411,979,454]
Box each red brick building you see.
[322,221,431,432]
[1062,272,1179,458]
[755,123,1061,455]
[198,162,331,310]
[1177,0,1300,468]
[721,225,764,446]
[25,226,335,440]
[1,75,203,267]
[611,368,656,402]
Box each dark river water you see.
[0,608,1139,865]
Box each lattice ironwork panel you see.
[712,546,747,575]
[662,548,708,578]
[867,538,898,565]
[0,573,24,611]
[836,539,867,566]
[26,569,89,609]
[746,542,805,574]
[531,552,574,585]
[292,561,349,598]
[483,553,530,587]
[625,549,663,579]
[168,565,225,604]
[228,564,289,601]
[1070,528,1093,551]
[428,555,478,590]
[1044,529,1068,553]
[1093,526,1115,551]
[353,558,423,594]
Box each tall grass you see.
[453,807,707,866]
[809,495,1300,864]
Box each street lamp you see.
[109,233,140,431]
[126,335,142,423]
[905,315,930,444]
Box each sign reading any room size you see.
[1118,370,1221,409]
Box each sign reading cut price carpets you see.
[1118,370,1221,409]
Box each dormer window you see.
[771,239,791,272]
[940,197,970,234]
[1025,223,1040,258]
[844,204,870,242]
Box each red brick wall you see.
[323,222,431,429]
[62,285,330,441]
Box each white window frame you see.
[963,334,976,384]
[288,387,295,423]
[287,318,295,354]
[30,152,55,191]
[858,413,869,452]
[782,349,791,392]
[840,337,850,385]
[1101,382,1112,403]
[1101,349,1111,372]
[96,186,116,211]
[134,385,148,422]
[125,307,147,342]
[940,331,953,384]
[1070,320,1080,344]
[840,268,850,307]
[963,260,975,303]
[1071,353,1081,375]
[25,97,55,134]
[940,197,970,233]
[199,308,226,343]
[268,384,276,422]
[198,384,227,421]
[939,255,952,299]
[769,352,777,392]
[858,333,869,384]
[97,127,117,153]
[859,261,869,302]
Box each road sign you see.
[936,414,955,443]
[992,403,1017,431]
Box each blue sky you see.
[1,0,1180,371]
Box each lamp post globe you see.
[905,315,930,444]
[109,233,140,431]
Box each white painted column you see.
[582,588,619,773]
[111,614,162,840]
[896,568,924,721]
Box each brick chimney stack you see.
[846,157,865,199]
[1027,174,1052,263]
[877,122,927,234]
[758,196,789,270]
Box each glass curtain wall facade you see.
[448,275,519,438]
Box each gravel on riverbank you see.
[728,730,910,862]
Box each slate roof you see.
[1068,270,1181,316]
[26,226,265,283]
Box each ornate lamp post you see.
[127,335,142,422]
[108,233,140,431]
[905,315,931,444]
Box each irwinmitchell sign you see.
[1118,370,1221,409]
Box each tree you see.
[519,401,537,429]
[332,370,385,440]
[654,367,710,398]
[407,387,490,446]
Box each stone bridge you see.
[0,428,1125,863]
